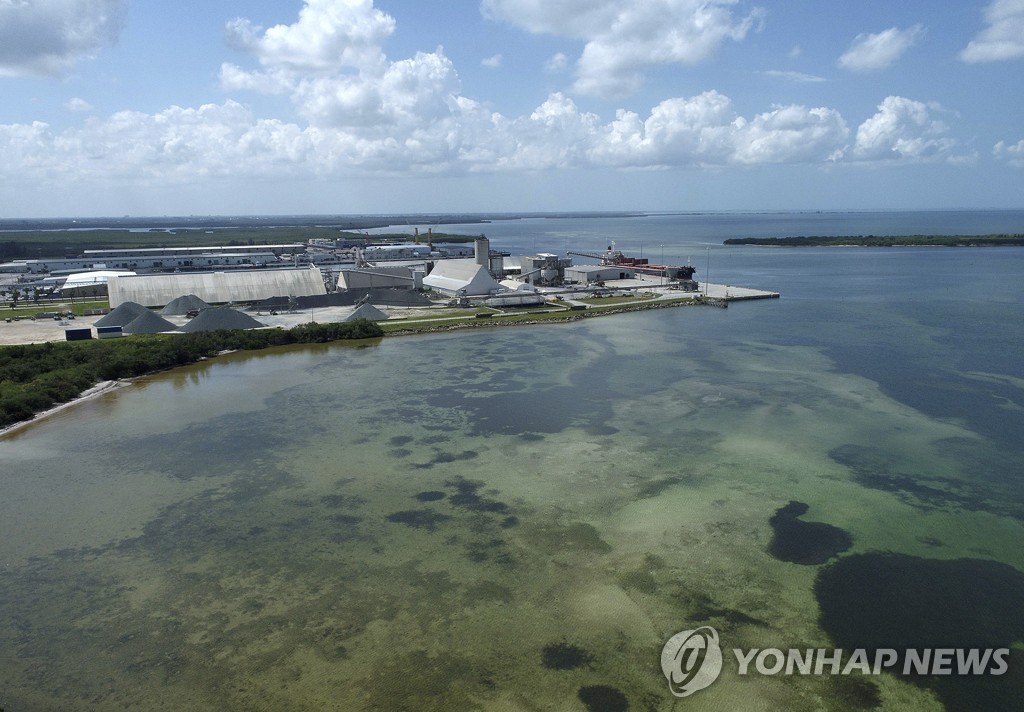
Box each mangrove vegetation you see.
[0,320,383,430]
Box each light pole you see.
[660,244,665,286]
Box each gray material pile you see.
[94,301,149,327]
[179,307,265,332]
[123,310,178,334]
[160,294,211,315]
[345,303,389,322]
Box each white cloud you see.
[221,1,463,135]
[544,52,569,74]
[224,0,394,73]
[0,0,126,77]
[960,0,1024,62]
[853,96,958,161]
[3,89,969,187]
[0,1,972,190]
[65,97,94,112]
[838,24,924,72]
[481,54,503,68]
[586,93,849,167]
[761,69,826,83]
[993,139,1024,166]
[482,0,764,98]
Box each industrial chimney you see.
[474,234,490,268]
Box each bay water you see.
[1,212,1022,711]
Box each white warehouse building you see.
[421,260,500,296]
[107,267,328,307]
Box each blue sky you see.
[1,0,1023,217]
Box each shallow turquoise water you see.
[1,218,1023,711]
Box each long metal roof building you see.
[107,267,327,307]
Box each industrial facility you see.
[0,226,744,347]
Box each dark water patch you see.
[465,538,507,563]
[444,476,510,514]
[499,515,519,528]
[386,510,452,532]
[827,675,882,710]
[768,501,852,565]
[815,553,1024,711]
[427,377,617,436]
[618,570,657,594]
[328,514,365,543]
[831,444,968,508]
[389,448,412,458]
[519,432,545,442]
[672,589,769,628]
[578,685,628,712]
[118,411,297,481]
[362,650,490,711]
[389,435,414,446]
[414,490,446,502]
[918,536,943,548]
[830,444,1024,520]
[420,434,451,445]
[932,436,1024,485]
[112,466,300,562]
[541,642,593,670]
[634,475,685,499]
[414,449,479,469]
[531,522,612,555]
[464,580,512,606]
[319,494,364,509]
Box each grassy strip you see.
[378,296,703,334]
[0,320,383,430]
[2,300,109,319]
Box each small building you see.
[421,260,500,297]
[519,254,572,286]
[65,327,93,341]
[564,265,637,284]
[484,292,547,308]
[498,279,536,292]
[360,244,432,261]
[60,270,136,298]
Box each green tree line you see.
[0,320,383,429]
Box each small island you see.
[723,234,1024,247]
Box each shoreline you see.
[1,289,778,436]
[0,379,128,439]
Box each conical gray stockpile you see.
[160,294,210,315]
[344,303,388,321]
[179,307,265,332]
[123,310,178,334]
[94,301,149,327]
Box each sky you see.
[1,0,1023,217]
